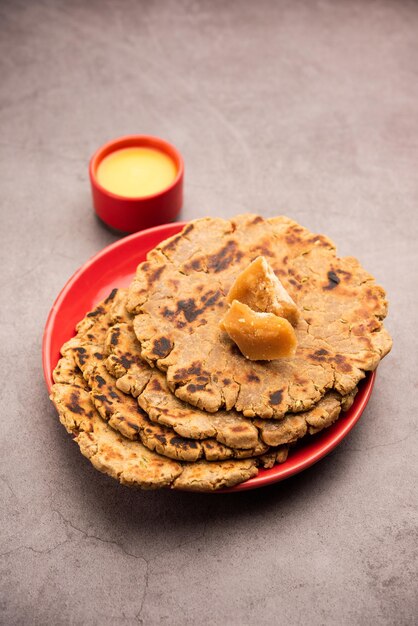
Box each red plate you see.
[43,222,376,492]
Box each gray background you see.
[1,0,417,624]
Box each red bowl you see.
[89,135,184,233]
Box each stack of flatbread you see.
[50,215,392,491]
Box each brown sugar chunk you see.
[220,300,297,360]
[227,255,299,326]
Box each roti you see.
[105,316,357,448]
[127,215,391,417]
[65,346,271,463]
[58,291,289,464]
[51,376,259,491]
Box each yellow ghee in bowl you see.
[97,147,177,198]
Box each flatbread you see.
[67,344,270,462]
[105,317,357,448]
[60,288,125,358]
[51,375,258,491]
[254,387,357,446]
[50,290,360,489]
[128,214,392,417]
[58,291,282,464]
[105,322,262,450]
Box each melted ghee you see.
[97,147,177,198]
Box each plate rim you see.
[222,370,375,492]
[42,221,187,388]
[42,221,376,492]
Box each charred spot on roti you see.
[120,354,134,369]
[110,327,121,346]
[152,337,172,358]
[94,394,107,403]
[186,383,207,393]
[87,306,105,318]
[207,240,244,273]
[184,257,205,273]
[170,436,198,449]
[269,390,283,405]
[148,266,165,284]
[162,307,175,320]
[104,288,118,303]
[324,271,340,290]
[333,354,352,373]
[173,362,206,380]
[66,391,84,415]
[176,290,222,323]
[74,347,87,366]
[95,375,106,388]
[310,348,329,362]
[150,378,163,392]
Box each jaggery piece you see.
[226,256,299,326]
[220,300,298,361]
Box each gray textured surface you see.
[0,0,417,624]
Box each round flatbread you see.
[51,377,259,491]
[58,291,286,464]
[105,322,262,450]
[128,215,391,417]
[105,318,356,449]
[66,346,270,462]
[50,290,360,488]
